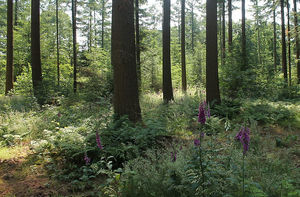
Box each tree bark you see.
[181,0,187,92]
[101,0,105,49]
[241,0,246,70]
[56,0,60,88]
[163,0,174,102]
[72,0,77,93]
[273,0,277,72]
[6,0,13,95]
[228,0,232,48]
[112,0,141,122]
[255,0,261,64]
[135,0,141,90]
[293,0,299,84]
[206,0,221,104]
[191,1,194,52]
[219,3,223,66]
[287,0,292,86]
[281,0,288,83]
[14,0,18,26]
[88,6,92,52]
[31,0,43,103]
[222,0,225,60]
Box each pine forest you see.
[0,0,300,196]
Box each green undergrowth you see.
[0,90,299,196]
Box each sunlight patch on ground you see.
[0,146,30,161]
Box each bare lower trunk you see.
[181,0,187,92]
[281,0,288,83]
[228,0,232,48]
[112,0,141,122]
[6,0,14,94]
[56,0,60,88]
[163,0,174,102]
[206,0,221,104]
[31,0,43,104]
[273,1,277,72]
[287,0,291,86]
[72,0,77,93]
[294,0,300,83]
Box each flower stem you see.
[199,136,205,197]
[243,154,245,197]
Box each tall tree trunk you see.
[112,0,141,122]
[287,0,292,86]
[191,2,194,52]
[93,8,96,47]
[31,0,43,104]
[255,0,261,64]
[56,0,60,88]
[6,0,13,95]
[294,0,300,83]
[163,0,174,102]
[222,0,225,60]
[89,7,92,52]
[14,0,18,26]
[72,0,77,93]
[228,0,232,48]
[135,0,141,90]
[181,0,187,92]
[241,0,246,70]
[281,0,288,83]
[206,0,221,104]
[178,13,180,43]
[219,3,223,66]
[273,0,277,72]
[101,0,105,49]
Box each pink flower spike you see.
[96,131,103,150]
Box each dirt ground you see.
[0,146,66,197]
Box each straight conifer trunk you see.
[101,0,105,48]
[222,0,225,59]
[31,0,43,103]
[281,0,288,83]
[112,0,141,122]
[255,0,261,64]
[72,0,77,93]
[181,0,187,92]
[14,0,18,26]
[6,0,13,95]
[206,0,221,104]
[228,0,232,47]
[273,0,277,72]
[287,0,292,86]
[191,2,194,52]
[56,0,60,88]
[135,0,141,90]
[294,0,300,83]
[163,0,174,102]
[241,0,246,70]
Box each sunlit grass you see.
[0,146,29,160]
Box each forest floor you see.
[0,144,58,197]
[0,126,299,196]
[0,93,299,196]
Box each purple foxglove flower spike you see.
[84,154,91,165]
[194,139,201,147]
[198,104,206,124]
[235,127,250,155]
[96,131,103,150]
